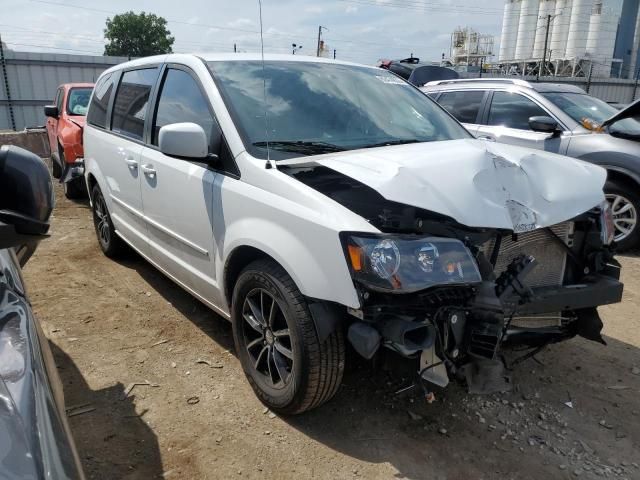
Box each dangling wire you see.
[257,0,275,170]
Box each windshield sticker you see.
[375,75,407,85]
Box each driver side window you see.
[488,91,548,130]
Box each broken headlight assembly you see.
[599,200,615,246]
[341,233,482,293]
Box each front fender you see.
[221,217,360,309]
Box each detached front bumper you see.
[60,159,84,184]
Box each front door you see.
[475,91,570,154]
[140,66,223,306]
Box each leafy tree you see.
[104,11,174,57]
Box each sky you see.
[0,0,512,64]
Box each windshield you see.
[66,87,92,116]
[543,92,640,138]
[207,61,469,159]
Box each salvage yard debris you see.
[121,381,160,400]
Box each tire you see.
[605,179,640,252]
[91,184,126,258]
[64,178,87,200]
[232,259,345,414]
[51,153,62,179]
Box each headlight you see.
[600,200,615,245]
[342,233,482,293]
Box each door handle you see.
[125,158,138,169]
[477,135,496,142]
[141,164,156,177]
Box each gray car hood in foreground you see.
[281,139,606,232]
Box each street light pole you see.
[538,14,552,82]
[316,26,328,57]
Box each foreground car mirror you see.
[44,105,59,118]
[159,122,217,163]
[0,146,54,262]
[529,116,560,135]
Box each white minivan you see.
[84,54,623,413]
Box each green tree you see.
[104,11,174,57]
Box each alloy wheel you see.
[606,193,637,243]
[241,288,293,389]
[94,192,111,246]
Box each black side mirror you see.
[529,116,560,135]
[44,105,59,118]
[0,145,54,239]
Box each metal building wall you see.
[0,48,128,131]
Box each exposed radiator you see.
[481,222,574,327]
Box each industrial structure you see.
[448,27,495,69]
[497,0,639,78]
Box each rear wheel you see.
[605,179,640,251]
[232,259,345,414]
[91,184,125,258]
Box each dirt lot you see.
[23,183,640,480]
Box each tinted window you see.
[488,91,547,130]
[437,91,485,124]
[67,87,92,116]
[208,61,469,160]
[112,68,158,141]
[152,69,216,149]
[87,73,114,128]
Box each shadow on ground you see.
[51,341,164,480]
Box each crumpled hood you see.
[281,139,606,232]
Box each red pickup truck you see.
[44,83,93,199]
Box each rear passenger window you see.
[437,91,485,124]
[111,68,158,141]
[87,73,114,128]
[152,69,216,148]
[488,91,548,130]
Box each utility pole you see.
[537,14,552,82]
[234,43,237,53]
[316,26,328,57]
[333,49,336,59]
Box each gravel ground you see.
[22,183,640,480]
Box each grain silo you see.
[550,0,572,60]
[515,0,540,60]
[565,0,594,59]
[585,2,618,76]
[532,0,557,59]
[499,0,522,61]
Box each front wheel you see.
[605,180,640,251]
[63,178,87,200]
[232,259,345,414]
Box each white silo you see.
[499,0,522,61]
[550,0,572,60]
[586,3,620,76]
[565,0,594,59]
[515,0,540,60]
[533,0,557,59]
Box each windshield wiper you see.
[357,139,422,149]
[252,140,345,155]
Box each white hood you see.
[282,139,606,232]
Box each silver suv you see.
[422,79,640,250]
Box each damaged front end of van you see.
[282,139,624,394]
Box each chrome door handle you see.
[125,158,138,169]
[141,164,156,177]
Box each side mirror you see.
[159,122,213,161]
[0,145,54,238]
[44,105,59,118]
[529,116,560,135]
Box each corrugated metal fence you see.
[0,47,128,131]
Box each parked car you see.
[422,79,640,250]
[0,145,85,478]
[84,54,622,414]
[44,83,94,199]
